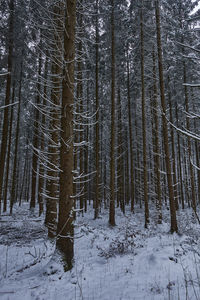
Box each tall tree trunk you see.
[140,7,149,228]
[94,0,100,219]
[168,90,179,210]
[175,104,184,209]
[56,0,76,271]
[45,5,63,238]
[0,0,14,214]
[183,66,196,214]
[155,0,178,233]
[30,55,42,211]
[38,56,48,216]
[3,81,15,212]
[152,46,162,223]
[109,0,116,226]
[127,54,135,213]
[19,143,28,206]
[77,0,84,213]
[117,88,125,214]
[10,60,23,214]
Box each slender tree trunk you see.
[117,88,125,214]
[152,46,162,223]
[127,54,135,213]
[175,104,184,209]
[84,77,90,213]
[38,56,48,216]
[19,145,28,206]
[25,160,31,202]
[3,82,15,212]
[0,0,14,214]
[140,7,149,228]
[125,129,130,206]
[94,0,100,219]
[183,65,196,214]
[155,0,178,233]
[169,91,179,210]
[109,0,116,226]
[56,0,76,271]
[10,60,23,214]
[77,0,84,213]
[45,5,63,238]
[30,55,42,211]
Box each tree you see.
[94,0,100,219]
[0,0,14,214]
[56,0,76,271]
[155,0,178,233]
[109,0,116,226]
[140,4,149,228]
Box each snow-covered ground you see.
[1,204,200,300]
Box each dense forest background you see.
[0,0,200,287]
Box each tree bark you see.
[30,55,41,211]
[10,60,23,214]
[152,46,162,223]
[127,54,135,213]
[3,81,15,212]
[0,0,14,214]
[109,0,116,226]
[56,0,76,271]
[140,7,149,228]
[155,0,178,233]
[94,0,100,219]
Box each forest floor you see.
[1,204,200,300]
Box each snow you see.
[1,204,200,299]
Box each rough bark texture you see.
[117,88,125,214]
[127,57,135,213]
[10,60,23,214]
[30,55,41,211]
[94,0,100,219]
[140,8,149,228]
[0,0,14,214]
[175,104,184,209]
[152,46,162,223]
[56,0,76,271]
[109,0,116,226]
[184,65,196,214]
[45,4,63,238]
[155,0,178,233]
[38,56,48,216]
[3,82,15,212]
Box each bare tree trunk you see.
[117,88,125,214]
[45,3,64,238]
[19,144,28,206]
[0,0,14,214]
[30,55,42,212]
[38,56,48,216]
[175,104,184,209]
[77,0,84,213]
[56,0,76,271]
[169,91,179,210]
[10,60,23,214]
[127,54,135,213]
[183,66,196,214]
[155,0,178,233]
[109,0,116,226]
[94,0,100,219]
[140,7,149,228]
[152,46,162,223]
[3,81,15,212]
